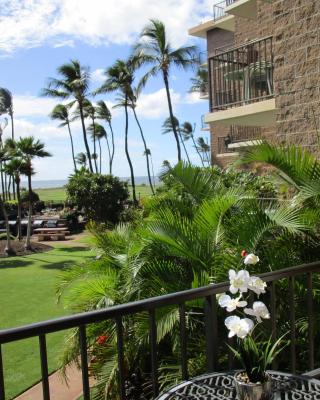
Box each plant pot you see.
[234,371,274,400]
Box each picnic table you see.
[33,227,70,241]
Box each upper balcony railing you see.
[0,261,319,399]
[208,36,274,112]
[213,0,236,21]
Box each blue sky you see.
[0,0,213,180]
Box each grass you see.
[35,184,155,203]
[0,240,95,399]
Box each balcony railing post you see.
[79,325,90,400]
[179,303,188,380]
[307,273,314,370]
[204,295,218,372]
[0,345,5,400]
[116,317,126,400]
[149,309,159,397]
[39,334,50,400]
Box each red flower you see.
[241,250,247,257]
[96,335,107,345]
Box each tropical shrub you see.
[66,170,129,224]
[58,159,320,399]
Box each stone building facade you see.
[189,0,320,167]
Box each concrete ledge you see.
[228,140,262,149]
[188,15,235,38]
[225,0,257,19]
[205,99,276,127]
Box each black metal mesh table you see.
[156,371,320,399]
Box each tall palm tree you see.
[181,121,204,166]
[134,19,198,162]
[2,152,27,241]
[0,118,8,200]
[144,148,156,187]
[129,89,155,194]
[88,123,107,174]
[82,99,98,173]
[95,59,138,204]
[0,88,14,140]
[50,104,77,171]
[189,67,209,97]
[75,152,87,168]
[42,60,93,172]
[196,137,211,165]
[96,100,115,174]
[15,137,51,250]
[162,116,191,163]
[0,148,13,254]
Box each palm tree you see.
[82,99,98,173]
[0,88,14,140]
[96,100,115,174]
[50,104,77,171]
[88,123,107,173]
[189,67,209,97]
[134,19,198,162]
[15,137,51,249]
[162,116,191,163]
[0,118,8,200]
[0,148,13,254]
[144,148,156,187]
[2,150,27,241]
[95,59,138,203]
[42,60,93,172]
[129,89,155,194]
[75,152,87,168]
[196,137,211,165]
[181,121,204,166]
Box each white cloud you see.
[13,118,69,139]
[183,91,203,104]
[13,95,58,118]
[0,0,207,54]
[136,88,180,119]
[91,68,106,83]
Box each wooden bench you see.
[36,233,66,241]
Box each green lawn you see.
[35,184,155,204]
[0,242,95,399]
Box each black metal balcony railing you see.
[0,262,319,400]
[213,0,236,21]
[208,36,274,111]
[218,126,262,154]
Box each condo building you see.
[189,0,320,166]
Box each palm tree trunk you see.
[98,138,102,173]
[192,136,204,167]
[108,122,115,174]
[105,135,112,175]
[124,101,137,204]
[16,176,22,241]
[162,70,181,162]
[178,128,191,164]
[67,121,77,172]
[132,108,155,195]
[92,117,98,173]
[0,195,12,255]
[150,154,156,188]
[10,113,16,200]
[25,173,33,250]
[7,175,11,200]
[0,165,5,201]
[79,104,93,172]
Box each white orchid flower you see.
[229,269,250,294]
[218,294,247,312]
[248,276,267,296]
[225,315,254,339]
[244,301,270,323]
[244,253,260,265]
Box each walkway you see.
[15,364,83,400]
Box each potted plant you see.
[218,251,286,400]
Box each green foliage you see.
[66,170,129,224]
[20,188,40,203]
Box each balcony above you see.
[217,125,261,156]
[225,0,271,19]
[206,36,276,127]
[188,1,235,38]
[225,0,257,19]
[206,98,276,127]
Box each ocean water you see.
[20,176,160,189]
